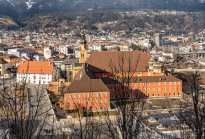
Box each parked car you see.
[66,115,72,119]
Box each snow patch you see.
[6,0,15,7]
[87,8,93,11]
[25,0,36,9]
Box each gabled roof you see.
[1,55,19,60]
[17,61,54,74]
[4,70,13,74]
[85,51,150,73]
[64,65,109,93]
[0,58,8,64]
[64,74,109,93]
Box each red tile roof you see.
[18,61,54,74]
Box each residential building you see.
[63,67,110,111]
[0,57,8,75]
[60,58,79,78]
[44,47,52,59]
[17,61,55,84]
[3,69,14,78]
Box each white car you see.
[66,115,72,119]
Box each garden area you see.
[149,98,181,109]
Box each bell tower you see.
[79,31,87,63]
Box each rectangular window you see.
[111,83,114,86]
[169,82,171,85]
[91,100,94,104]
[169,93,171,96]
[86,94,89,98]
[133,89,135,92]
[96,93,98,97]
[86,101,89,104]
[95,106,98,110]
[158,93,160,96]
[139,83,141,86]
[68,95,70,98]
[73,95,75,98]
[158,82,160,85]
[100,100,102,104]
[95,100,98,104]
[148,82,150,85]
[68,101,70,105]
[77,101,80,104]
[169,87,171,91]
[100,93,102,97]
[100,106,102,109]
[104,100,107,103]
[139,89,141,91]
[178,87,180,90]
[174,82,176,85]
[104,93,107,97]
[82,94,84,98]
[77,94,80,98]
[164,93,166,96]
[82,100,85,104]
[144,83,146,86]
[133,83,135,86]
[158,88,160,91]
[153,82,155,85]
[178,82,180,85]
[148,88,150,91]
[73,101,75,104]
[174,87,176,90]
[164,82,166,85]
[152,88,155,91]
[144,88,146,91]
[164,88,166,91]
[104,106,107,110]
[91,94,93,98]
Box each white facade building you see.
[17,61,55,84]
[44,47,52,59]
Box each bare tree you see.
[0,76,62,138]
[104,51,146,139]
[57,68,60,82]
[179,70,205,138]
[53,69,56,82]
[66,71,72,82]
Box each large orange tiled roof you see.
[18,61,54,74]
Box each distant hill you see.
[1,0,205,18]
[0,16,20,30]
